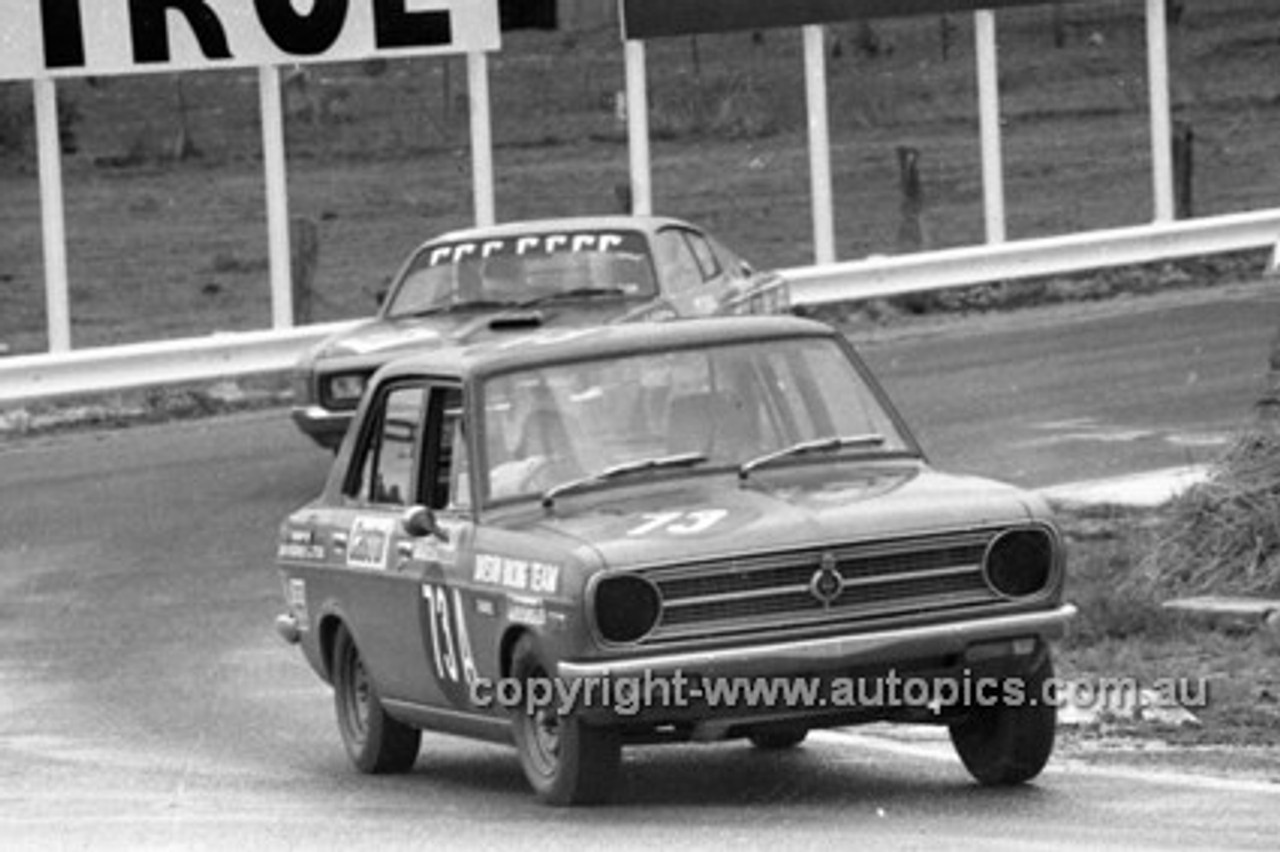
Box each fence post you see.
[896,146,926,251]
[1174,121,1194,220]
[290,217,319,325]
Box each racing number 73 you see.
[627,509,729,537]
[422,583,479,689]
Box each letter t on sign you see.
[129,0,232,64]
[374,0,452,49]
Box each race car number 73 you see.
[627,509,728,537]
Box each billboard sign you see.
[621,0,1070,40]
[0,0,501,81]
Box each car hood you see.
[522,463,1045,569]
[310,301,644,361]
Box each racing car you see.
[273,316,1075,805]
[290,215,787,449]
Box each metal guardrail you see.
[0,321,360,405]
[779,208,1280,306]
[1,209,1278,406]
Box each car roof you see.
[423,215,698,246]
[374,316,839,383]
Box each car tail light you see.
[983,527,1055,599]
[593,574,662,644]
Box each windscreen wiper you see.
[541,452,707,508]
[738,435,886,481]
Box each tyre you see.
[949,649,1057,786]
[747,723,809,750]
[509,635,620,805]
[332,624,421,774]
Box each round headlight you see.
[984,528,1054,599]
[593,574,662,644]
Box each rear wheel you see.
[949,650,1057,786]
[332,624,421,774]
[510,635,620,805]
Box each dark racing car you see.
[273,316,1075,805]
[291,215,786,449]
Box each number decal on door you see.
[422,583,478,688]
[626,509,729,537]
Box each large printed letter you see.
[373,0,452,49]
[40,0,87,69]
[128,0,231,64]
[254,0,350,56]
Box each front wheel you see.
[509,635,620,805]
[747,722,808,750]
[949,649,1057,786]
[332,624,421,774]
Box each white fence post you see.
[803,25,836,265]
[259,65,294,330]
[33,78,72,352]
[625,40,653,216]
[1146,0,1175,223]
[975,10,1007,244]
[468,50,496,227]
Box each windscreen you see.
[385,230,658,317]
[479,337,914,503]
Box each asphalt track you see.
[2,280,1279,849]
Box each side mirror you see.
[374,287,389,308]
[402,505,446,542]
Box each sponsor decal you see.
[506,595,547,628]
[473,554,560,595]
[425,232,632,267]
[287,578,309,627]
[277,528,325,561]
[347,516,396,571]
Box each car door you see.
[654,226,723,316]
[325,379,438,705]
[407,383,495,714]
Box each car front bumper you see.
[291,404,354,450]
[558,604,1076,681]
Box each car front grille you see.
[637,530,1011,645]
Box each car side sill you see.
[381,700,514,745]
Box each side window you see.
[654,229,704,296]
[350,383,427,506]
[426,387,470,512]
[685,231,723,281]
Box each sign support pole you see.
[467,51,496,226]
[259,65,294,330]
[34,78,72,352]
[624,40,653,216]
[975,10,1007,244]
[803,25,836,265]
[1146,0,1175,223]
